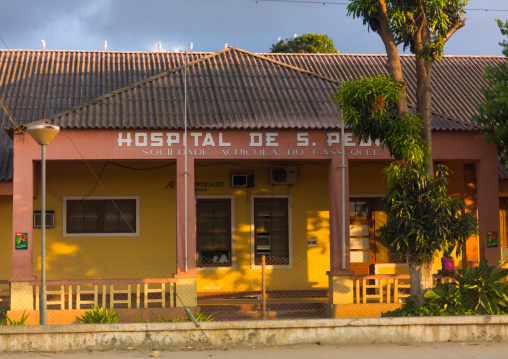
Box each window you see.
[63,196,139,237]
[196,198,232,267]
[254,198,289,265]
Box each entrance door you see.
[349,199,376,275]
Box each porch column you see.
[175,156,196,275]
[10,130,36,311]
[476,158,501,265]
[328,156,352,274]
[327,157,354,317]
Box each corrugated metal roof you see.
[38,48,342,130]
[499,162,508,180]
[265,53,504,125]
[0,48,502,181]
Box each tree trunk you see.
[413,10,435,174]
[415,57,434,174]
[375,0,410,118]
[407,251,434,305]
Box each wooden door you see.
[349,199,376,275]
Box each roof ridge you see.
[0,49,504,59]
[230,47,341,84]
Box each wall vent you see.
[33,210,55,228]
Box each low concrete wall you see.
[1,316,507,352]
[7,307,195,325]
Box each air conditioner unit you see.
[231,173,254,188]
[33,210,55,228]
[270,166,298,185]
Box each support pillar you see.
[175,156,196,276]
[476,158,502,265]
[175,278,197,307]
[327,156,353,274]
[327,157,354,317]
[10,130,36,310]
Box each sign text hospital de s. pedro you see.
[116,131,381,157]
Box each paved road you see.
[1,342,508,359]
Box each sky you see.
[0,0,507,56]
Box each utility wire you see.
[254,0,508,12]
[0,93,21,130]
[0,35,8,49]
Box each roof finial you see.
[103,40,107,51]
[189,42,193,52]
[158,41,161,51]
[41,40,46,50]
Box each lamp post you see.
[26,123,60,326]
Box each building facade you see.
[0,47,503,322]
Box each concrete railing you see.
[29,278,177,310]
[350,274,454,304]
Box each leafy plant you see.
[382,297,483,317]
[425,260,508,315]
[135,317,150,323]
[187,311,213,322]
[0,311,29,325]
[76,305,119,324]
[158,315,183,322]
[475,19,508,167]
[158,311,213,323]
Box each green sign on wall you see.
[15,232,28,250]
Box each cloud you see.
[0,0,506,55]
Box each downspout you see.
[340,80,346,270]
[184,51,188,272]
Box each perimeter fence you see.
[0,254,504,325]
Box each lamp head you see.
[26,123,60,145]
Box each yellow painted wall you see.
[25,158,466,292]
[349,160,389,195]
[0,196,12,279]
[195,161,331,292]
[32,161,177,280]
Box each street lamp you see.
[26,123,60,325]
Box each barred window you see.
[196,199,232,267]
[254,198,289,265]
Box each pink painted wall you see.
[9,128,502,281]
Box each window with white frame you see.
[196,198,232,267]
[63,196,139,237]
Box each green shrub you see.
[425,260,508,315]
[135,318,150,323]
[0,311,29,325]
[382,297,480,317]
[76,305,119,324]
[188,311,213,322]
[383,260,508,317]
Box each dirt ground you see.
[1,341,508,359]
